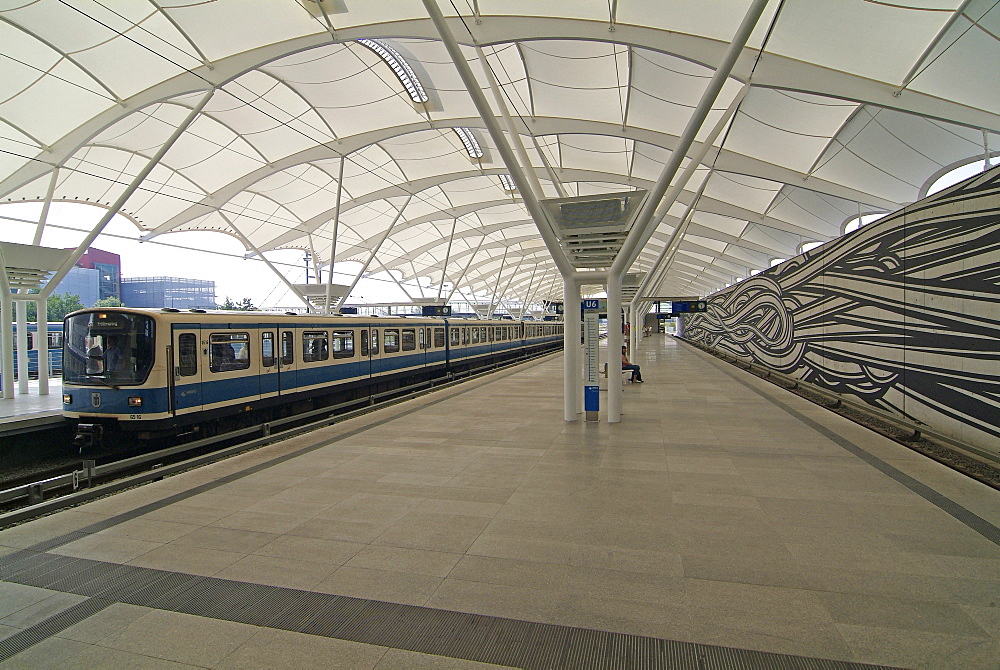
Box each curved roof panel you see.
[2,0,998,307]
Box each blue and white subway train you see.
[61,308,563,445]
[5,322,64,380]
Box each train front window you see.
[63,312,154,386]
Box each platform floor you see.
[1,336,998,669]
[0,378,64,436]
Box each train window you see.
[210,332,250,372]
[419,328,427,349]
[371,329,379,355]
[384,329,400,353]
[332,330,355,359]
[178,333,198,377]
[281,331,294,365]
[302,331,329,362]
[433,327,445,348]
[49,331,63,349]
[361,329,369,356]
[479,327,487,342]
[471,327,479,344]
[450,328,460,346]
[401,328,416,352]
[261,332,275,368]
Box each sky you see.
[0,200,415,310]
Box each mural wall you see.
[683,166,1000,455]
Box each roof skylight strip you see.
[454,127,483,158]
[499,174,517,191]
[357,38,429,103]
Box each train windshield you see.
[63,312,155,386]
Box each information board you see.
[582,299,601,420]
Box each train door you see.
[170,325,203,418]
[360,328,372,379]
[278,328,297,393]
[259,328,279,400]
[369,327,383,375]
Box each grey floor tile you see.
[0,590,88,628]
[216,627,388,669]
[1,636,93,669]
[94,609,257,667]
[819,591,991,637]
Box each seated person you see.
[621,345,643,383]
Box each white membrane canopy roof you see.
[2,0,998,304]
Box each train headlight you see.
[63,394,72,404]
[127,396,143,407]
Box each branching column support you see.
[324,156,346,314]
[426,0,597,421]
[337,197,412,309]
[487,247,509,318]
[374,258,415,301]
[446,234,487,303]
[42,90,215,300]
[222,214,311,310]
[31,168,59,395]
[608,0,767,423]
[437,218,458,302]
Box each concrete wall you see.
[682,166,1000,456]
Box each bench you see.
[601,362,633,385]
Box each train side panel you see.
[61,308,563,443]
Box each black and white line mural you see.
[684,166,1000,455]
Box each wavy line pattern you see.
[685,166,1000,453]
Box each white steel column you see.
[629,302,639,352]
[0,245,13,399]
[36,298,49,395]
[607,271,624,423]
[422,0,574,279]
[445,235,486,303]
[563,275,581,421]
[374,258,416,301]
[324,156,346,314]
[41,91,215,299]
[612,2,764,279]
[222,214,311,310]
[15,300,28,394]
[487,247,509,318]
[436,218,458,302]
[337,197,412,308]
[32,168,60,395]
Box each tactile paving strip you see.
[0,551,898,669]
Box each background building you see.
[120,277,216,309]
[48,247,120,307]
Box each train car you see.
[6,322,64,380]
[61,308,562,447]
